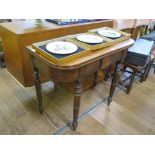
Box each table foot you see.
[107,97,112,105]
[71,122,78,131]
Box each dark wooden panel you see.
[80,61,100,78]
[101,56,110,70]
[110,51,123,64]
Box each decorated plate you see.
[46,41,78,54]
[76,34,103,44]
[98,29,121,38]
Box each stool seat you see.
[142,31,155,41]
[152,48,155,57]
[126,38,154,66]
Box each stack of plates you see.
[76,34,103,44]
[46,41,78,54]
[97,29,121,38]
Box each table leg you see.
[71,80,82,130]
[34,67,43,114]
[105,65,111,81]
[0,52,6,68]
[93,71,98,87]
[108,63,119,105]
[54,82,58,90]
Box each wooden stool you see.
[123,38,154,93]
[141,20,155,76]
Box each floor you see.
[0,67,155,135]
[64,73,155,135]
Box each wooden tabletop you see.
[0,20,113,36]
[28,38,134,69]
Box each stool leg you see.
[126,69,137,94]
[105,65,112,81]
[140,65,148,82]
[142,60,153,81]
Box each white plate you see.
[76,34,103,44]
[98,29,121,38]
[46,41,78,54]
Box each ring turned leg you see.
[108,63,119,105]
[34,67,43,114]
[71,80,82,130]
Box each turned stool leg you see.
[108,63,119,105]
[71,80,82,130]
[34,67,43,114]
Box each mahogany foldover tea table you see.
[27,38,134,130]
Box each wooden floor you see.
[0,67,155,135]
